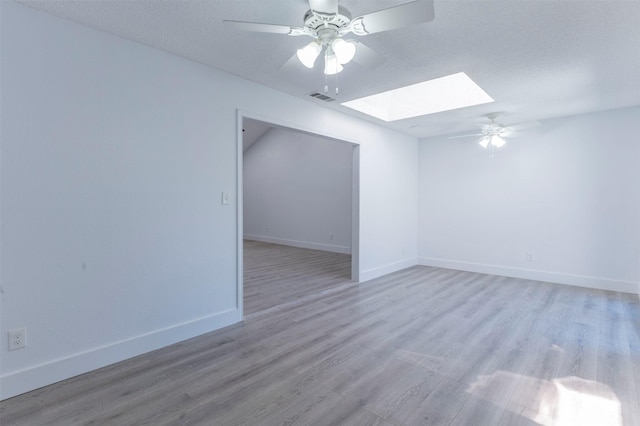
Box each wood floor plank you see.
[401,376,471,426]
[243,240,351,314]
[255,386,391,426]
[2,243,639,426]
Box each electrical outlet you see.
[9,327,26,351]
[526,252,533,262]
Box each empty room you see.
[242,118,357,315]
[1,1,639,425]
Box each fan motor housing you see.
[303,6,352,31]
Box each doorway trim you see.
[236,109,361,317]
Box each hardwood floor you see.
[243,240,352,315]
[2,266,639,425]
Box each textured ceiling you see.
[18,0,640,138]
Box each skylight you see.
[341,72,494,121]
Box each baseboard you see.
[0,308,241,401]
[418,257,639,295]
[244,234,351,254]
[360,257,418,283]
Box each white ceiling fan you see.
[223,0,435,75]
[450,113,541,148]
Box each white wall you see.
[418,107,640,294]
[243,127,353,254]
[0,2,418,399]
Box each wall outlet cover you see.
[9,328,26,351]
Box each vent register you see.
[309,92,336,102]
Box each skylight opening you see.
[341,72,494,121]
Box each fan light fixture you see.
[479,135,506,148]
[446,112,540,147]
[331,38,356,65]
[296,41,322,68]
[298,38,356,75]
[324,50,343,75]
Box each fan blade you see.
[350,0,435,35]
[309,0,338,17]
[448,133,485,139]
[223,20,304,35]
[351,41,385,68]
[505,121,541,131]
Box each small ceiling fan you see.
[224,0,435,75]
[450,113,541,148]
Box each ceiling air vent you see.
[309,92,335,102]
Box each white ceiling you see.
[18,0,640,138]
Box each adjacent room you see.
[1,0,639,424]
[242,118,357,314]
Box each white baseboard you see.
[418,257,639,295]
[244,234,351,254]
[360,257,418,283]
[0,308,241,400]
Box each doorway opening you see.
[236,113,360,317]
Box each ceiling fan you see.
[450,113,541,148]
[223,0,435,75]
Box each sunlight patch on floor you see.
[467,372,622,426]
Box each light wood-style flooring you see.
[243,240,352,315]
[1,263,639,425]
